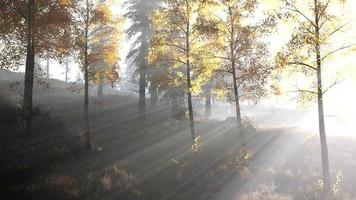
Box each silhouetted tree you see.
[125,0,160,115]
[0,0,71,135]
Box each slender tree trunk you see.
[23,0,35,136]
[229,10,242,130]
[83,4,91,150]
[314,0,331,196]
[232,68,244,146]
[150,82,158,108]
[185,7,196,148]
[139,41,147,120]
[139,63,146,116]
[46,57,50,79]
[205,89,211,119]
[65,57,69,83]
[187,74,196,148]
[171,95,178,118]
[84,60,91,150]
[317,54,331,199]
[232,67,242,129]
[98,82,103,101]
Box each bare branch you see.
[215,68,232,74]
[318,0,332,20]
[323,78,344,94]
[165,55,187,65]
[284,5,317,28]
[319,14,334,29]
[162,42,187,52]
[211,12,232,36]
[327,22,350,38]
[321,44,356,61]
[88,24,105,37]
[289,89,317,94]
[288,61,317,71]
[213,56,230,61]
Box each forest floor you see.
[1,70,356,200]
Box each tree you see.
[276,0,353,197]
[46,58,50,79]
[70,0,122,149]
[146,55,187,118]
[149,0,219,151]
[89,22,122,101]
[0,0,72,135]
[202,0,274,137]
[203,81,213,119]
[64,57,70,83]
[125,0,160,113]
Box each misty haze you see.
[1,0,356,200]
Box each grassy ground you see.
[1,71,356,200]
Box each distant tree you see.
[70,0,122,149]
[64,57,70,83]
[149,0,219,151]
[89,20,122,101]
[276,0,353,197]
[46,58,50,79]
[124,0,160,114]
[0,0,72,135]
[152,58,187,119]
[203,81,213,119]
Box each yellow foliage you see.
[149,0,220,96]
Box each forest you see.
[0,0,356,199]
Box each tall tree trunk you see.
[83,5,91,150]
[23,0,35,136]
[150,81,158,108]
[205,89,211,119]
[171,95,178,118]
[187,72,196,148]
[98,82,103,101]
[84,56,91,150]
[139,41,147,120]
[139,63,146,119]
[314,0,331,196]
[65,57,69,83]
[186,11,196,149]
[232,67,242,129]
[229,9,242,131]
[232,66,244,148]
[317,54,331,199]
[46,57,50,79]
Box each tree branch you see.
[318,0,332,20]
[284,5,317,28]
[321,44,356,61]
[288,61,317,71]
[327,22,350,38]
[162,42,187,52]
[289,89,317,94]
[323,78,344,95]
[88,24,105,37]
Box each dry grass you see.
[240,184,292,200]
